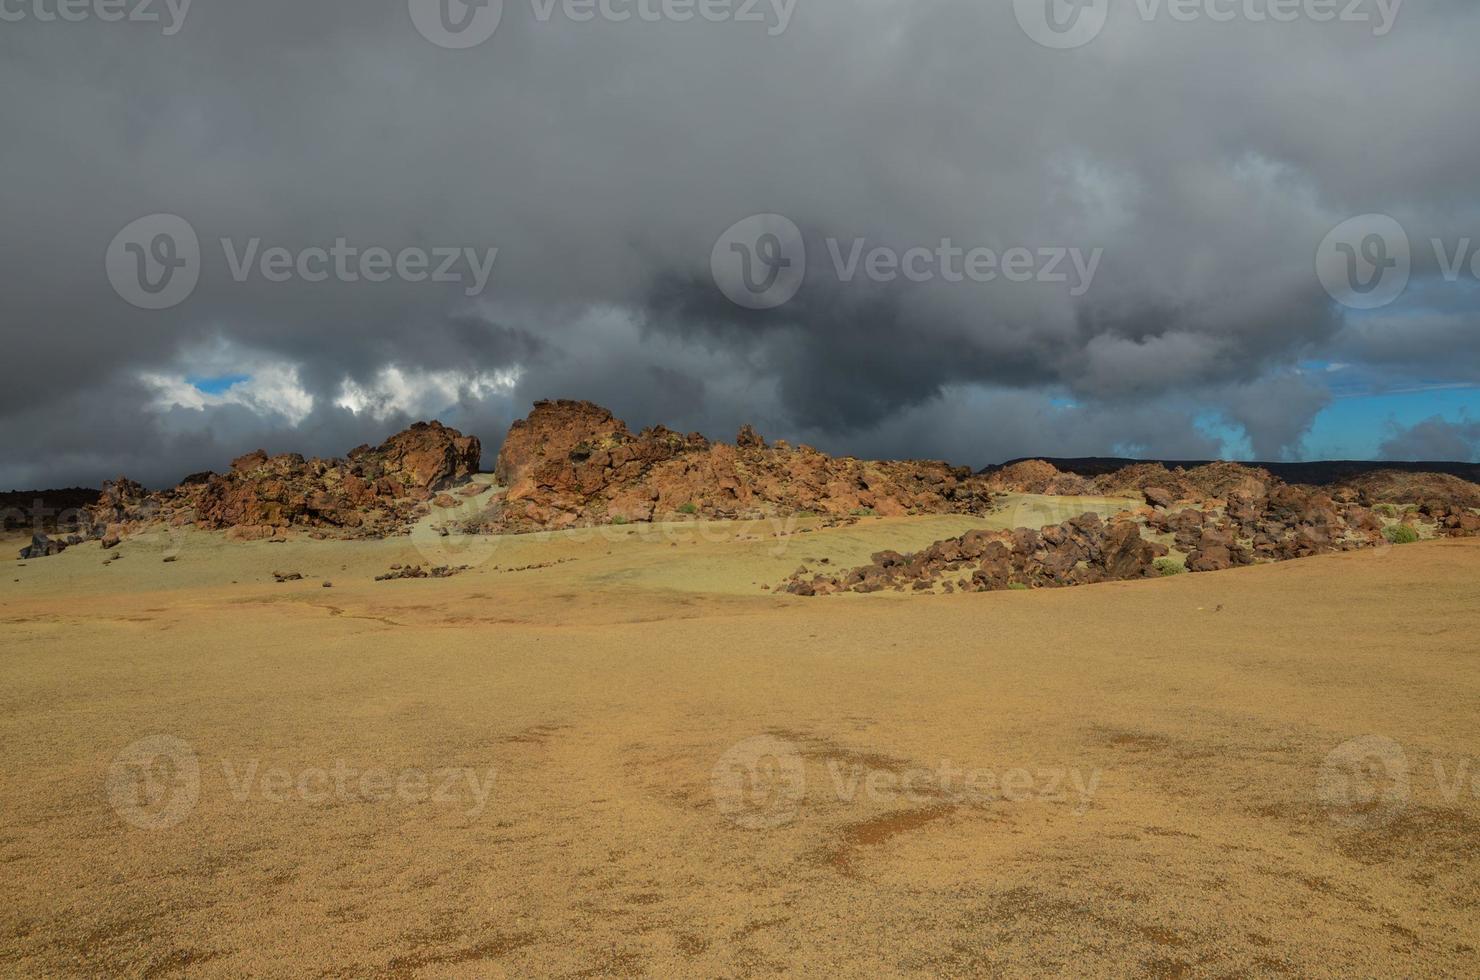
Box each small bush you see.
[677,502,698,515]
[1373,503,1400,518]
[1154,557,1186,576]
[851,508,876,517]
[611,515,629,526]
[1383,524,1420,545]
[1007,582,1030,591]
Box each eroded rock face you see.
[487,400,995,531]
[79,422,480,544]
[349,421,482,493]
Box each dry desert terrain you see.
[2,504,1478,976]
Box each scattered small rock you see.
[375,564,469,581]
[18,532,67,560]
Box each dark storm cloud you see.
[2,1,1479,488]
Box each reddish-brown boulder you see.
[1143,486,1175,509]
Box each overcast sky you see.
[3,0,1479,489]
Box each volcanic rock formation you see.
[488,400,995,531]
[79,422,480,544]
[782,472,1479,596]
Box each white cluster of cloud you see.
[140,364,316,426]
[334,366,522,421]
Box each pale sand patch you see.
[1,513,1477,976]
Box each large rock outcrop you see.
[80,422,480,543]
[489,400,995,531]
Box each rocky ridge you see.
[485,400,996,532]
[781,462,1480,596]
[74,422,481,550]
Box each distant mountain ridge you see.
[983,458,1480,486]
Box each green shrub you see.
[1007,582,1030,591]
[677,502,698,515]
[1373,503,1400,518]
[611,515,629,526]
[851,508,876,517]
[1383,524,1420,545]
[1154,557,1186,576]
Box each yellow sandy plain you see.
[1,501,1477,977]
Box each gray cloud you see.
[1379,416,1480,463]
[2,1,1479,488]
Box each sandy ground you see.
[1,502,1478,977]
